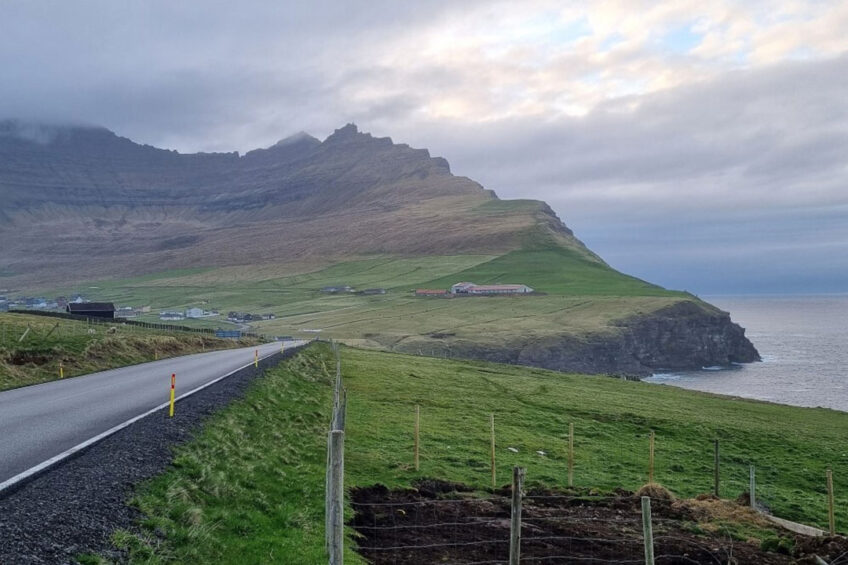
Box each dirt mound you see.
[636,482,675,501]
[350,479,837,564]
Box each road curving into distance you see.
[0,341,305,493]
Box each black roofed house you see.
[67,302,116,319]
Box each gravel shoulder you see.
[0,347,299,565]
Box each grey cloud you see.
[0,1,846,293]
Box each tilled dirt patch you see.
[0,349,296,565]
[351,480,848,564]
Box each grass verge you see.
[0,313,261,391]
[105,344,359,564]
[104,344,848,563]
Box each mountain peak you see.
[323,123,368,145]
[0,119,114,145]
[274,131,319,147]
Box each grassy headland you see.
[41,248,697,361]
[109,344,848,563]
[0,312,262,391]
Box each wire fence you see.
[322,346,842,564]
[348,481,759,564]
[5,309,264,339]
[326,340,346,565]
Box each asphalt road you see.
[0,341,304,490]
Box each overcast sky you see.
[2,1,847,294]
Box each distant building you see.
[361,288,387,295]
[467,284,533,295]
[67,302,116,319]
[159,310,185,321]
[415,289,449,297]
[450,282,533,295]
[115,306,138,318]
[450,282,476,294]
[321,285,353,294]
[185,307,204,319]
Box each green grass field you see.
[36,249,695,356]
[0,313,261,391]
[105,344,848,563]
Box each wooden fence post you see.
[750,465,756,509]
[649,430,655,484]
[568,422,574,488]
[325,430,331,551]
[509,467,525,565]
[714,439,720,497]
[414,404,420,472]
[827,468,836,536]
[329,430,345,565]
[490,414,496,488]
[641,496,655,565]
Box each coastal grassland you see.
[0,312,261,391]
[343,346,848,531]
[41,251,695,351]
[111,344,848,564]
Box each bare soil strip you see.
[351,480,848,564]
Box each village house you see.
[159,310,185,321]
[450,282,534,295]
[360,288,387,295]
[67,302,116,319]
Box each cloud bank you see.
[1,0,846,293]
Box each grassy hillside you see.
[0,312,261,391]
[38,250,694,358]
[107,344,848,563]
[422,248,684,297]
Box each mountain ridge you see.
[0,120,596,287]
[0,120,759,376]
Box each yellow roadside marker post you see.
[169,373,176,417]
[254,349,259,367]
[59,363,64,379]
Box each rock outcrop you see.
[394,300,760,378]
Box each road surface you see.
[0,341,305,491]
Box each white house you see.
[159,311,185,321]
[185,307,205,319]
[450,282,534,295]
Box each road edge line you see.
[0,344,301,495]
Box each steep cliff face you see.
[515,301,759,377]
[393,300,760,377]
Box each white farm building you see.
[450,282,534,295]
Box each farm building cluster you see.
[415,282,534,297]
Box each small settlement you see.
[415,281,534,297]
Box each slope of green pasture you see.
[422,248,687,297]
[114,344,848,565]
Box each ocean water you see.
[645,295,848,411]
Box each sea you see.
[644,295,848,412]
